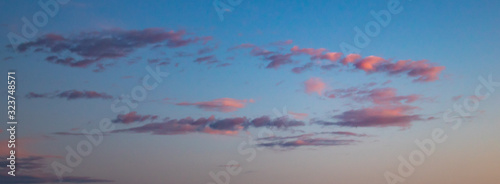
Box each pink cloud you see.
[265,53,295,69]
[216,63,231,67]
[451,95,462,101]
[113,115,305,135]
[176,98,254,112]
[320,131,368,137]
[15,28,212,71]
[319,86,425,128]
[364,88,420,105]
[229,43,445,82]
[382,80,392,85]
[381,60,446,82]
[227,43,257,51]
[113,117,208,135]
[291,62,314,74]
[327,94,336,98]
[258,138,357,148]
[352,56,446,82]
[201,128,240,135]
[291,46,341,62]
[290,45,326,59]
[207,117,247,130]
[326,87,421,105]
[319,52,342,62]
[193,55,218,64]
[112,111,158,124]
[324,105,421,128]
[249,116,305,129]
[304,77,326,95]
[198,45,218,55]
[249,47,273,56]
[26,90,113,100]
[288,111,309,120]
[341,54,362,65]
[354,56,387,72]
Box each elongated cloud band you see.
[321,105,422,128]
[26,90,113,100]
[230,43,445,82]
[258,138,357,148]
[13,30,445,82]
[112,111,158,124]
[317,86,425,128]
[176,98,255,112]
[13,28,211,71]
[112,115,305,135]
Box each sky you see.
[0,0,499,184]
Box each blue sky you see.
[1,0,500,184]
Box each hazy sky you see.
[1,0,499,184]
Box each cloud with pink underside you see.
[176,98,255,112]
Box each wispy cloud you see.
[193,55,219,64]
[229,43,445,82]
[176,98,254,112]
[13,28,212,71]
[326,87,421,105]
[112,111,158,124]
[112,115,305,135]
[26,90,113,100]
[258,138,357,148]
[304,77,326,95]
[316,105,422,128]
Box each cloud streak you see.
[176,98,254,112]
[258,138,357,148]
[26,90,113,100]
[230,43,445,82]
[14,28,211,71]
[319,87,425,128]
[112,115,305,135]
[316,105,422,128]
[326,87,421,105]
[112,111,158,124]
[0,174,113,184]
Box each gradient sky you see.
[1,0,500,184]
